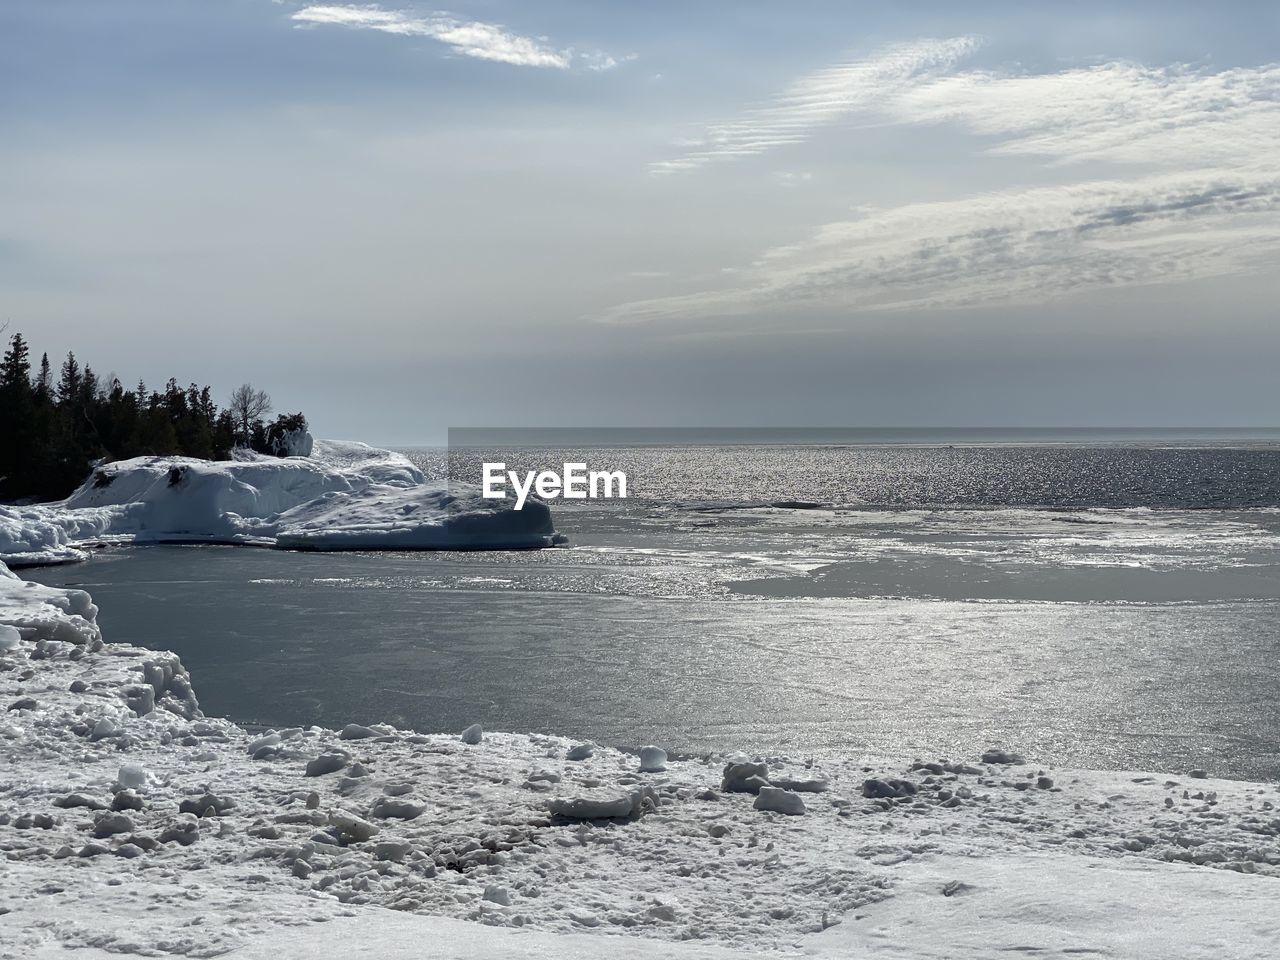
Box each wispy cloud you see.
[291,4,621,71]
[611,53,1280,323]
[602,171,1280,323]
[651,37,981,174]
[889,61,1280,168]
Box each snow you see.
[0,505,89,566]
[2,560,1280,959]
[0,439,561,566]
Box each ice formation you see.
[0,439,561,566]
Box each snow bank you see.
[0,559,100,646]
[3,561,1279,958]
[0,506,90,566]
[1,439,561,565]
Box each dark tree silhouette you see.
[0,332,305,502]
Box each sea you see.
[27,429,1280,779]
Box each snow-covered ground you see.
[0,440,561,566]
[2,561,1279,958]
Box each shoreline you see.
[3,561,1280,958]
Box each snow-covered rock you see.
[369,796,427,820]
[981,748,1026,765]
[329,811,379,842]
[305,752,349,777]
[753,786,806,816]
[769,771,830,793]
[548,785,657,821]
[722,761,770,794]
[0,439,562,566]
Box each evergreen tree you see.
[0,334,35,496]
[35,353,52,401]
[57,352,81,403]
[0,333,31,390]
[0,331,305,500]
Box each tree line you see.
[0,330,308,502]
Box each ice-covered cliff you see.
[0,439,561,566]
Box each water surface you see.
[28,457,1280,779]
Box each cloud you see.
[611,53,1280,323]
[291,4,621,70]
[650,37,981,174]
[888,61,1280,168]
[600,169,1280,324]
[578,50,634,73]
[772,170,813,188]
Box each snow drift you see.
[0,439,561,565]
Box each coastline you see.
[3,561,1279,958]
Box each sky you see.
[3,1,1279,443]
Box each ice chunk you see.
[981,748,1026,765]
[862,777,918,799]
[90,717,123,742]
[639,746,668,772]
[769,771,830,793]
[374,840,413,862]
[329,811,379,842]
[461,723,483,745]
[93,812,135,837]
[548,790,636,820]
[179,793,236,817]
[305,752,349,777]
[116,763,148,790]
[369,797,426,820]
[483,885,512,906]
[753,786,806,816]
[548,785,658,821]
[722,761,770,794]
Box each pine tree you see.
[0,333,31,390]
[35,353,52,401]
[57,352,81,403]
[0,334,36,498]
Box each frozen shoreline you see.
[0,439,562,567]
[2,562,1279,958]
